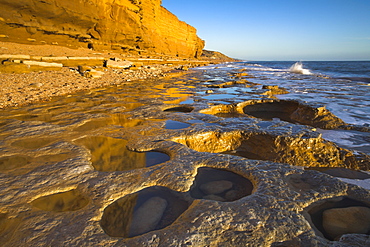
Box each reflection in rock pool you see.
[31,189,89,212]
[190,167,254,202]
[307,197,370,241]
[101,186,192,238]
[75,136,170,172]
[165,120,190,130]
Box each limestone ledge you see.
[1,93,370,246]
[1,65,370,246]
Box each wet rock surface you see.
[0,64,370,246]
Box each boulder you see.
[0,54,30,60]
[322,206,370,240]
[129,197,168,237]
[41,56,68,61]
[22,60,63,67]
[83,69,104,79]
[77,65,92,74]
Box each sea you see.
[192,61,370,155]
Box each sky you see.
[161,0,370,61]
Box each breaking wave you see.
[289,62,312,75]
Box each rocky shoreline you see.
[2,43,370,247]
[0,42,230,109]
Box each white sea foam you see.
[339,178,370,190]
[289,62,312,75]
[247,67,282,72]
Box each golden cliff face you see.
[0,0,204,58]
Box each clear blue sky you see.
[161,0,370,61]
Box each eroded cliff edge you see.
[0,0,204,58]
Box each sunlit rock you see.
[1,64,370,246]
[75,136,170,172]
[105,60,132,69]
[172,127,370,170]
[0,0,204,57]
[201,99,346,129]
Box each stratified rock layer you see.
[0,0,204,57]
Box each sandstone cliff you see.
[0,0,204,58]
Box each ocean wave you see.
[289,62,312,75]
[339,76,370,83]
[244,63,264,67]
[247,67,284,72]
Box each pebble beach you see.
[0,41,211,109]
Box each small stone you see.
[203,194,226,202]
[0,54,31,60]
[129,197,168,236]
[322,206,370,240]
[235,72,248,77]
[83,69,104,78]
[22,60,63,67]
[29,82,43,88]
[206,90,214,94]
[262,85,279,90]
[224,190,240,201]
[200,180,233,195]
[78,65,92,74]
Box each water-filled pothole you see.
[173,131,369,169]
[11,137,56,149]
[31,189,89,212]
[163,106,194,113]
[73,115,144,132]
[243,100,299,122]
[0,213,22,242]
[0,155,31,173]
[307,197,370,240]
[165,120,190,130]
[190,167,254,202]
[76,136,170,172]
[100,186,192,238]
[145,152,171,167]
[0,152,73,176]
[241,100,345,129]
